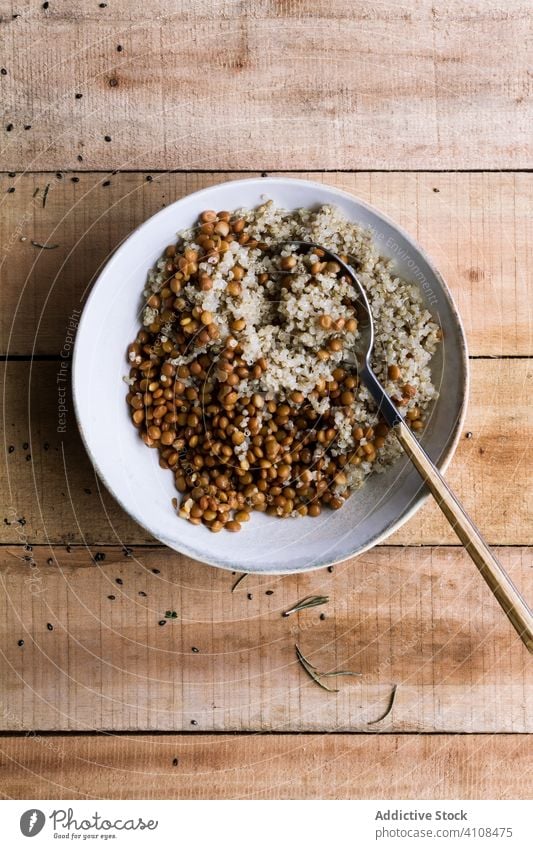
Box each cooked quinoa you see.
[125,201,441,532]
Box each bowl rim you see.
[72,176,470,573]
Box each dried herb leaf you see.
[42,183,50,208]
[295,645,338,692]
[282,595,329,617]
[32,187,40,199]
[231,572,248,592]
[321,669,362,678]
[367,684,397,725]
[31,241,59,250]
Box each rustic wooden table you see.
[0,1,531,799]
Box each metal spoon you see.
[290,241,533,653]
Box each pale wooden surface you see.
[0,172,531,357]
[1,360,531,546]
[0,734,530,800]
[1,546,531,732]
[0,1,531,170]
[0,0,532,801]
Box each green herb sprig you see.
[295,645,361,692]
[283,596,329,617]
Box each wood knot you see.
[468,267,484,282]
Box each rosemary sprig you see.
[295,645,338,692]
[31,241,59,250]
[42,182,50,208]
[367,684,398,725]
[295,645,361,693]
[282,595,329,617]
[231,572,248,592]
[321,670,362,678]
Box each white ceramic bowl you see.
[73,177,468,574]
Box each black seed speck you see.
[66,544,71,553]
[9,172,16,177]
[8,445,15,453]
[190,719,198,726]
[56,172,63,179]
[191,646,199,653]
[42,1,49,8]
[107,595,115,600]
[18,639,24,647]
[152,568,160,574]
[327,565,334,573]
[77,154,83,162]
[104,135,112,142]
[117,45,123,52]
[24,125,31,130]
[146,175,153,181]
[99,2,107,7]
[479,447,485,455]
[75,93,83,99]
[18,518,26,526]
[26,454,31,461]
[46,623,53,631]
[247,593,253,600]
[47,558,53,565]
[7,187,15,193]
[261,171,268,177]
[319,613,326,620]
[94,552,106,562]
[6,124,13,132]
[43,442,49,450]
[465,431,473,439]
[109,78,118,87]
[115,577,123,585]
[71,176,80,183]
[84,487,91,494]
[1,69,7,76]
[22,442,29,450]
[433,187,440,193]
[158,620,166,626]
[138,591,147,597]
[172,757,179,766]
[265,590,274,595]
[123,547,132,557]
[102,180,111,187]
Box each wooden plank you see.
[1,359,531,547]
[0,734,530,799]
[0,545,531,732]
[0,172,531,356]
[0,2,530,170]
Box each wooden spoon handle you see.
[395,420,533,653]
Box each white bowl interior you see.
[73,178,468,573]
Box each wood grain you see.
[0,733,531,799]
[1,359,531,547]
[0,172,531,356]
[1,545,531,732]
[0,2,530,170]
